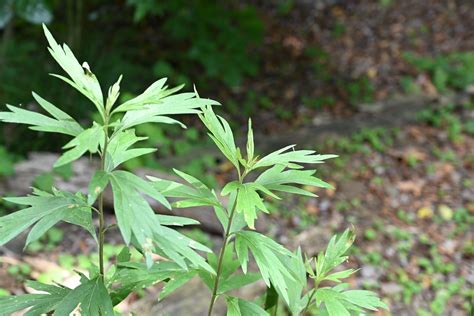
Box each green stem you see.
[98,118,110,280]
[302,279,320,315]
[98,190,105,278]
[207,201,238,316]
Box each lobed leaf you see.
[105,129,156,171]
[116,88,219,131]
[226,296,269,316]
[109,170,168,245]
[159,270,198,300]
[109,261,182,305]
[315,286,388,316]
[199,244,260,295]
[87,170,109,205]
[155,214,200,227]
[252,145,337,170]
[113,78,177,112]
[0,281,69,315]
[0,92,83,137]
[320,229,356,276]
[222,182,276,229]
[110,170,213,272]
[199,105,239,170]
[54,122,104,168]
[106,75,123,112]
[148,169,222,209]
[53,276,114,315]
[43,25,105,119]
[255,164,333,197]
[234,231,301,304]
[279,249,308,315]
[0,189,95,247]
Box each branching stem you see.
[207,171,243,316]
[302,279,320,315]
[207,167,249,315]
[98,116,110,280]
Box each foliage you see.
[0,26,386,315]
[345,76,375,104]
[0,0,53,29]
[417,104,465,142]
[404,52,474,92]
[0,145,15,176]
[1,1,263,156]
[127,0,263,87]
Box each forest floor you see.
[0,0,473,315]
[272,106,474,315]
[224,0,474,133]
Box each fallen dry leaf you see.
[397,179,425,196]
[417,206,434,219]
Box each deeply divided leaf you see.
[0,189,96,247]
[234,231,301,304]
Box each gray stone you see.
[381,282,403,295]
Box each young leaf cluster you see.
[301,230,388,315]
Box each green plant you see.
[128,0,263,87]
[400,76,421,94]
[353,127,392,152]
[417,105,463,142]
[331,21,346,39]
[302,96,335,109]
[404,52,474,92]
[7,262,32,281]
[0,26,386,315]
[345,76,375,105]
[0,289,9,297]
[0,0,52,29]
[0,145,15,176]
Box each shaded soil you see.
[228,0,474,132]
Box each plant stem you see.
[207,201,238,316]
[98,191,105,279]
[98,118,110,280]
[272,301,278,316]
[207,167,247,315]
[302,279,320,315]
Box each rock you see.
[461,189,474,202]
[319,199,331,213]
[289,226,331,256]
[381,282,403,295]
[439,240,457,255]
[374,166,385,175]
[385,247,396,258]
[360,265,382,280]
[400,193,410,205]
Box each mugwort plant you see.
[0,26,387,315]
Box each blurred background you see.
[0,0,473,315]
